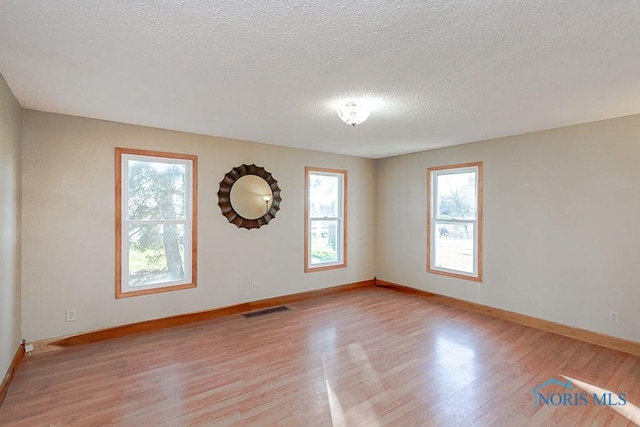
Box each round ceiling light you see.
[336,101,372,127]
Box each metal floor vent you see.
[242,306,290,318]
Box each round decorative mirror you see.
[217,164,282,229]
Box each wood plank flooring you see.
[1,287,639,426]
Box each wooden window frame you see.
[115,147,198,298]
[427,161,483,282]
[305,167,348,272]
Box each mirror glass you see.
[218,163,282,230]
[230,175,273,220]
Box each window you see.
[427,162,482,281]
[305,167,347,272]
[115,148,197,298]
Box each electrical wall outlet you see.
[66,309,76,322]
[251,282,257,291]
[609,311,619,323]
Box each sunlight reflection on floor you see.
[435,335,476,367]
[322,342,385,426]
[561,374,640,425]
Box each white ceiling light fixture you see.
[337,101,372,127]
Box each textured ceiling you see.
[1,1,640,159]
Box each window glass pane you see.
[309,173,340,218]
[310,219,339,265]
[128,223,186,287]
[434,223,474,273]
[128,159,187,221]
[436,171,476,219]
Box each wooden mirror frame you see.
[217,164,282,230]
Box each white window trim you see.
[305,167,347,272]
[427,162,482,282]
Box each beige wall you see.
[21,111,376,342]
[18,108,640,345]
[0,75,22,379]
[376,114,640,342]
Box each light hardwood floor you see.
[1,287,639,426]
